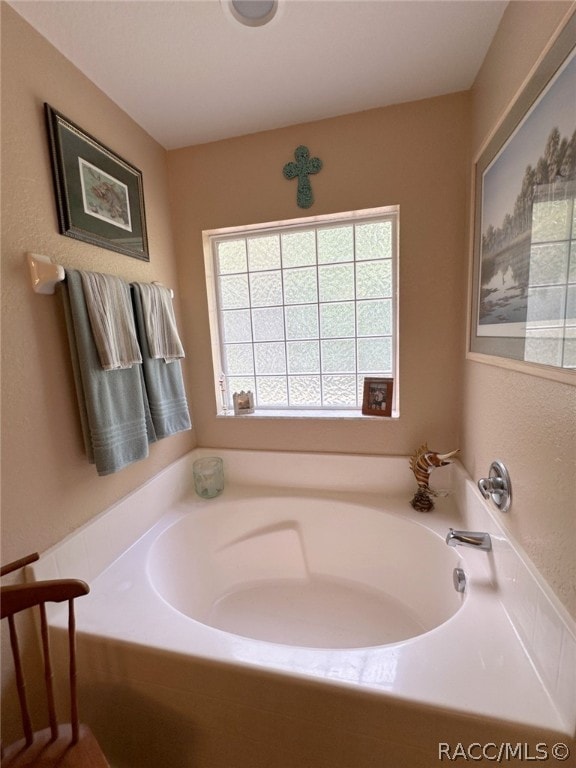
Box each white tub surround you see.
[30,450,576,768]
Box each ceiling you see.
[8,0,508,150]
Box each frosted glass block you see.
[227,377,255,401]
[355,221,392,260]
[287,341,320,373]
[562,328,576,368]
[318,264,354,302]
[569,241,576,282]
[322,375,357,406]
[257,376,288,405]
[357,337,392,372]
[525,329,563,366]
[217,239,247,273]
[220,274,249,309]
[250,271,283,307]
[284,267,318,305]
[528,242,569,286]
[285,304,319,339]
[357,375,366,405]
[252,307,284,341]
[526,286,565,324]
[321,339,355,373]
[317,226,353,264]
[531,199,572,243]
[289,376,321,406]
[254,342,287,374]
[357,261,392,299]
[567,284,576,322]
[357,300,392,336]
[282,230,316,267]
[248,235,281,272]
[320,302,355,338]
[224,343,254,375]
[222,310,252,343]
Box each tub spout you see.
[446,528,492,551]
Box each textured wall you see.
[1,4,196,740]
[464,1,576,620]
[168,92,470,456]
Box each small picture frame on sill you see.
[362,377,393,417]
[233,390,254,415]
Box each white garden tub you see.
[29,451,576,768]
[147,496,463,648]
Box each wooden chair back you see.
[1,553,110,767]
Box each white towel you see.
[79,271,142,370]
[133,282,185,363]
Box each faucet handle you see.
[477,460,511,513]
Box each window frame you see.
[203,206,399,418]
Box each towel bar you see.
[26,253,173,297]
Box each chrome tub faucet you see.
[446,528,492,551]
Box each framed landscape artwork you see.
[469,16,576,380]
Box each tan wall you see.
[463,1,576,620]
[168,91,470,456]
[1,4,196,737]
[1,4,196,566]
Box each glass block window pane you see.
[282,230,316,267]
[285,304,319,340]
[321,339,356,373]
[248,235,281,271]
[284,267,318,305]
[250,271,283,307]
[358,337,392,372]
[210,208,398,413]
[318,264,355,302]
[356,221,392,260]
[317,226,354,263]
[257,376,288,405]
[320,302,355,338]
[289,376,321,406]
[222,309,252,343]
[220,274,249,309]
[322,375,357,406]
[217,239,247,273]
[252,307,284,341]
[357,261,392,299]
[357,300,392,336]
[287,341,320,373]
[254,342,286,375]
[225,344,254,375]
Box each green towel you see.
[132,283,191,439]
[61,270,157,475]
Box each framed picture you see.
[233,390,254,415]
[468,15,576,382]
[362,377,393,417]
[45,104,149,261]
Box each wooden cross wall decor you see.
[283,145,323,209]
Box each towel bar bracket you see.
[27,253,65,294]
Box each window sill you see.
[217,409,399,420]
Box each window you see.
[204,207,398,416]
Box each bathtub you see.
[148,496,464,649]
[30,450,576,768]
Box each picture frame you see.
[468,15,576,382]
[362,377,393,417]
[233,390,254,415]
[45,104,149,261]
